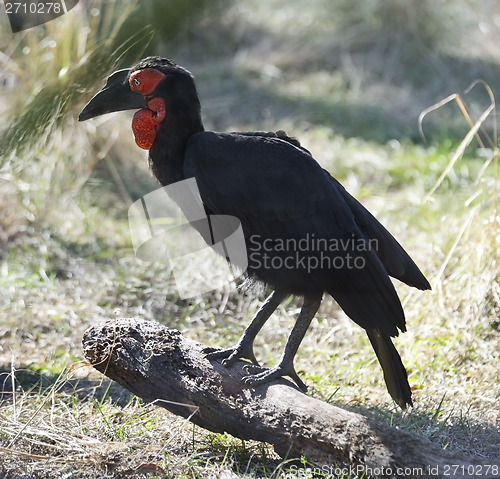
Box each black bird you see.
[79,57,431,409]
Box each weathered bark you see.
[82,318,497,479]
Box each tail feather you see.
[366,329,412,409]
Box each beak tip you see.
[78,103,96,122]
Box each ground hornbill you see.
[79,56,431,409]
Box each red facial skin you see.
[129,69,166,96]
[129,69,167,150]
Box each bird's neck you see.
[148,116,204,186]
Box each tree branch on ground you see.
[82,318,496,479]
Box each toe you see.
[202,346,220,355]
[204,348,233,360]
[241,364,307,391]
[243,364,265,376]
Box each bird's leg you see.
[243,292,323,391]
[203,289,287,367]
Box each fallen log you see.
[82,318,497,478]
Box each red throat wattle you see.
[131,97,166,150]
[129,69,167,150]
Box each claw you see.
[203,345,259,367]
[242,364,265,376]
[242,364,308,391]
[203,347,234,360]
[202,346,223,356]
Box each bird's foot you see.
[203,344,259,367]
[242,363,307,392]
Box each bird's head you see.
[79,57,201,150]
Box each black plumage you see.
[79,57,431,408]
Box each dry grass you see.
[1,0,499,477]
[0,369,279,478]
[1,129,498,477]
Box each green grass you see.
[1,0,499,477]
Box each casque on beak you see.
[78,68,147,122]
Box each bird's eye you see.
[129,68,166,95]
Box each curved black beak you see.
[78,68,147,122]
